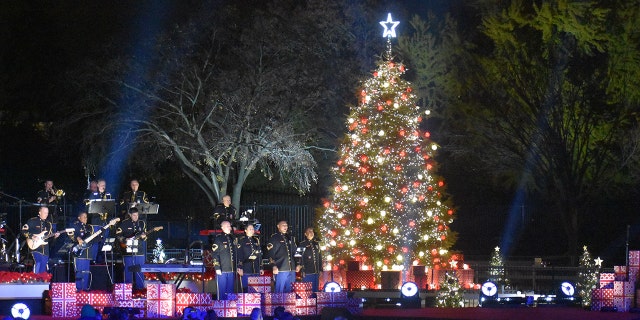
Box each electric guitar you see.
[119,226,163,249]
[71,218,120,257]
[27,228,74,250]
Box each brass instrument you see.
[54,189,65,197]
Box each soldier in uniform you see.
[210,195,236,230]
[211,220,237,299]
[87,179,112,262]
[119,179,149,220]
[22,206,60,273]
[115,208,147,290]
[71,212,93,291]
[236,224,263,292]
[296,227,322,293]
[267,220,297,293]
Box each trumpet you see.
[54,189,65,197]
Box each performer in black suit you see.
[71,212,93,291]
[210,195,236,230]
[115,208,147,290]
[22,207,60,273]
[211,220,237,299]
[119,179,149,220]
[296,227,322,293]
[267,220,297,293]
[236,224,263,292]
[86,178,112,262]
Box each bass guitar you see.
[27,228,74,250]
[119,226,163,249]
[71,218,120,257]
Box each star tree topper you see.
[379,13,400,38]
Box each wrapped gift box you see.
[614,266,627,281]
[147,299,175,318]
[114,283,133,301]
[600,273,615,289]
[247,276,272,294]
[175,293,213,316]
[613,281,634,297]
[613,297,632,312]
[292,282,313,298]
[263,292,296,316]
[212,300,237,318]
[295,297,317,315]
[228,293,261,316]
[345,270,375,290]
[51,283,78,317]
[147,283,176,300]
[146,283,176,318]
[77,292,114,308]
[52,301,79,318]
[592,288,614,300]
[316,291,347,314]
[630,251,640,267]
[115,299,146,318]
[591,299,614,311]
[347,297,363,315]
[319,270,346,290]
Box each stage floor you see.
[24,307,640,320]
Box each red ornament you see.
[323,201,330,208]
[386,100,392,106]
[409,220,416,227]
[359,155,368,162]
[413,130,419,136]
[426,164,433,170]
[438,181,444,187]
[333,265,339,271]
[381,225,388,232]
[340,219,347,226]
[338,243,344,248]
[401,93,407,100]
[365,181,372,188]
[415,146,421,152]
[413,181,420,188]
[387,246,395,253]
[399,129,406,136]
[383,259,390,265]
[406,87,412,92]
[401,187,408,193]
[402,247,408,253]
[360,90,366,97]
[377,104,384,111]
[424,131,431,138]
[431,249,438,256]
[331,229,338,237]
[419,195,425,201]
[354,227,360,234]
[448,209,454,215]
[384,148,391,155]
[373,72,378,77]
[361,127,368,134]
[337,159,343,166]
[399,150,406,157]
[438,225,444,231]
[334,186,342,192]
[427,186,433,192]
[359,200,367,206]
[417,116,422,122]
[388,62,395,68]
[440,235,446,240]
[394,165,402,171]
[395,202,403,210]
[339,260,345,265]
[355,213,362,219]
[340,168,345,173]
[434,216,439,222]
[361,117,368,124]
[399,65,405,72]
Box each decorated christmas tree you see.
[436,271,464,307]
[317,13,456,280]
[577,245,601,307]
[489,246,509,287]
[153,238,166,264]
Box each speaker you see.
[320,307,352,320]
[90,265,112,291]
[381,271,400,290]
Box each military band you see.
[22,206,60,273]
[297,227,322,293]
[71,211,93,291]
[267,220,298,293]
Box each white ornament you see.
[380,13,400,38]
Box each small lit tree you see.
[489,246,510,289]
[436,271,463,307]
[577,245,601,307]
[153,238,166,264]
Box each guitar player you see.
[22,206,61,274]
[115,207,147,290]
[71,212,93,291]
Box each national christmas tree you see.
[577,245,601,307]
[317,14,456,279]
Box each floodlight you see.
[323,281,342,292]
[11,302,30,319]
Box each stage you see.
[22,307,640,320]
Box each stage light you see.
[479,281,498,307]
[400,282,418,297]
[11,302,30,319]
[323,281,342,292]
[560,282,575,297]
[400,282,421,308]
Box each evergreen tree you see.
[317,14,456,279]
[577,245,601,307]
[489,246,509,287]
[153,238,166,264]
[436,271,464,307]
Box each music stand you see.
[102,238,116,284]
[88,199,116,216]
[58,242,75,282]
[135,203,159,215]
